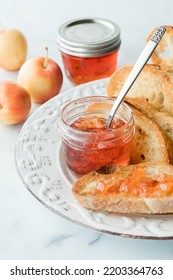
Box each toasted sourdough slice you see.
[124,98,173,164]
[125,97,173,147]
[129,109,171,164]
[72,163,173,214]
[147,25,173,72]
[87,101,171,164]
[107,64,173,116]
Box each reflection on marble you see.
[1,0,173,260]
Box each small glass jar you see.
[59,96,135,177]
[57,18,121,85]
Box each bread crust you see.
[73,193,173,214]
[72,163,173,214]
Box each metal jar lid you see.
[57,18,121,57]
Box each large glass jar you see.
[59,96,135,177]
[57,18,121,85]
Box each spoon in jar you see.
[105,26,166,129]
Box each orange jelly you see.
[57,18,121,85]
[95,166,173,198]
[59,96,135,177]
[65,116,132,176]
[61,51,118,85]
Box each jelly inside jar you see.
[63,116,133,177]
[61,51,118,85]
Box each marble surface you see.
[1,0,173,260]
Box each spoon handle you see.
[105,26,166,128]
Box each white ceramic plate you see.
[15,78,173,240]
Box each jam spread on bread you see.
[95,166,173,198]
[64,116,133,176]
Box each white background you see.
[1,0,173,260]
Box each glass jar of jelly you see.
[59,96,135,177]
[57,18,121,85]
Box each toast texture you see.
[107,64,173,116]
[125,97,173,146]
[124,98,173,164]
[129,108,171,164]
[72,163,173,214]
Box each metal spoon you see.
[105,26,166,129]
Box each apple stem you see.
[43,47,48,68]
[0,104,2,109]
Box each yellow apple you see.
[0,29,27,71]
[18,47,63,103]
[0,81,31,125]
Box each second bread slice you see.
[129,108,171,164]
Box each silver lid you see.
[57,18,121,57]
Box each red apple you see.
[0,81,31,125]
[0,29,27,71]
[18,47,63,103]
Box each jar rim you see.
[57,18,121,57]
[60,96,134,137]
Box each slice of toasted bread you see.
[147,25,173,71]
[153,111,173,150]
[72,162,173,214]
[125,97,173,148]
[107,64,173,116]
[130,109,171,164]
[124,98,173,164]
